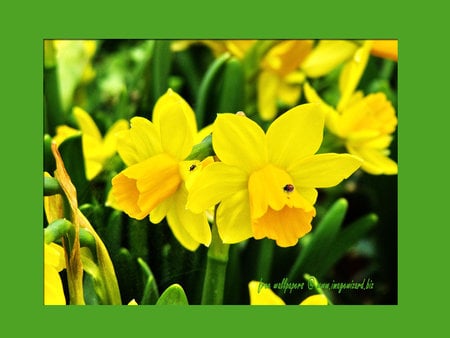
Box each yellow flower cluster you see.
[109,89,362,250]
[44,39,397,305]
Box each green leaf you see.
[137,257,159,305]
[216,57,245,113]
[156,284,189,305]
[129,219,149,262]
[79,228,97,255]
[314,213,378,277]
[288,198,348,280]
[195,52,230,127]
[115,248,139,304]
[151,40,172,107]
[102,210,123,256]
[173,49,203,102]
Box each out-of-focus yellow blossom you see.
[258,40,358,120]
[248,281,328,305]
[304,41,398,175]
[54,106,128,180]
[47,40,98,110]
[171,40,256,59]
[371,39,398,61]
[44,242,66,305]
[187,104,361,247]
[172,39,357,121]
[110,89,212,251]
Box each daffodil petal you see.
[84,160,103,180]
[348,146,398,175]
[187,162,248,214]
[338,40,372,111]
[300,294,328,305]
[297,187,318,206]
[73,106,102,140]
[117,117,162,166]
[53,125,80,146]
[277,80,302,106]
[349,93,397,135]
[288,153,362,188]
[216,189,253,244]
[44,243,66,305]
[248,281,285,305]
[110,172,148,220]
[252,206,314,247]
[153,89,196,159]
[302,40,358,78]
[303,82,335,112]
[44,263,66,305]
[248,164,310,219]
[258,70,281,121]
[363,135,394,149]
[262,40,313,76]
[212,113,268,173]
[267,103,325,169]
[371,39,398,61]
[165,210,200,251]
[103,119,129,158]
[166,185,211,248]
[45,243,66,271]
[111,154,181,219]
[149,195,172,224]
[225,40,255,59]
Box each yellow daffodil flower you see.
[44,242,66,305]
[304,41,398,175]
[248,281,328,305]
[110,89,212,251]
[54,106,129,180]
[187,104,361,247]
[258,40,358,120]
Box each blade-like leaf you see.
[315,213,378,277]
[137,257,159,305]
[288,198,348,280]
[156,284,189,305]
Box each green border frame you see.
[2,0,446,335]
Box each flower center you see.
[247,164,316,247]
[248,164,312,219]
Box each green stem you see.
[44,176,62,196]
[201,211,230,305]
[379,59,395,80]
[254,239,274,283]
